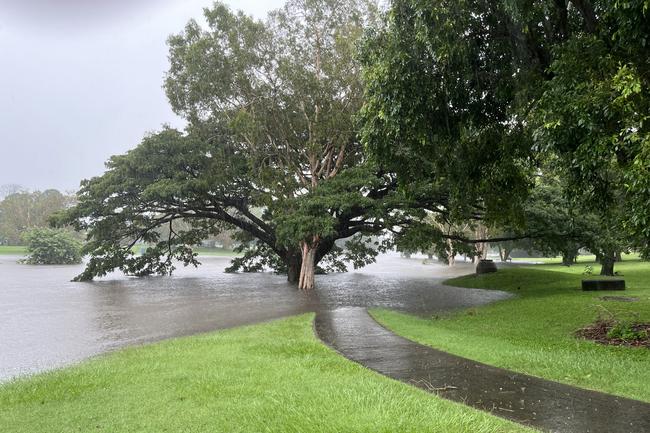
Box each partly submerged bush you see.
[22,228,83,265]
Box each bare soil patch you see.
[576,320,650,348]
[599,296,638,302]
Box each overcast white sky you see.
[0,0,284,192]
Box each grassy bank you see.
[508,253,639,264]
[0,245,27,255]
[372,260,650,402]
[0,315,532,433]
[192,246,240,256]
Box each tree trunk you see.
[571,0,598,33]
[298,237,319,290]
[446,239,455,266]
[561,249,576,267]
[474,225,488,261]
[498,246,512,262]
[599,256,615,276]
[283,251,302,284]
[287,260,300,284]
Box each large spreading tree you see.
[60,0,527,289]
[59,0,402,289]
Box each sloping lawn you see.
[372,260,650,402]
[0,315,532,433]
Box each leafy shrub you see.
[607,321,649,342]
[22,228,83,265]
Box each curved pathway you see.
[314,307,650,433]
[4,254,650,432]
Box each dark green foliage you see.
[361,0,650,262]
[226,242,287,274]
[525,1,650,256]
[22,228,82,265]
[492,160,630,274]
[359,0,534,228]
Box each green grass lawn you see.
[0,245,27,255]
[508,253,639,264]
[372,260,650,402]
[0,315,533,433]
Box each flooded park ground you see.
[3,253,650,433]
[0,253,506,382]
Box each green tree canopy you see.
[360,0,650,270]
[359,0,535,227]
[58,0,401,289]
[529,0,650,262]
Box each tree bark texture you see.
[287,256,301,284]
[298,236,320,290]
[446,238,455,266]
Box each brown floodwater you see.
[0,253,505,382]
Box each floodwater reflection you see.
[0,253,507,381]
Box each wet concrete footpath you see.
[314,307,650,433]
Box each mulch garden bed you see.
[576,320,650,348]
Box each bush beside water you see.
[22,228,83,265]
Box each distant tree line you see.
[0,187,76,245]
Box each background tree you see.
[0,189,74,245]
[0,184,26,201]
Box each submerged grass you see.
[372,260,650,402]
[0,315,533,433]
